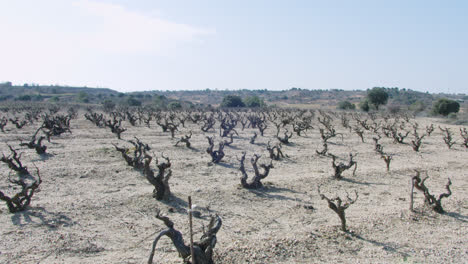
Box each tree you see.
[168,101,182,110]
[337,100,356,110]
[367,87,389,110]
[243,96,265,107]
[432,98,460,116]
[126,96,142,106]
[220,95,245,107]
[16,95,32,101]
[33,94,44,101]
[153,95,167,108]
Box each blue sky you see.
[1,0,467,93]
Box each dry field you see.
[0,110,467,263]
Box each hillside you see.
[1,82,466,113]
[0,82,118,103]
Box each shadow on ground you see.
[11,207,75,228]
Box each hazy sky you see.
[1,0,467,93]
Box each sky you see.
[0,0,467,93]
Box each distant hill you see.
[0,85,117,96]
[147,87,441,109]
[0,82,119,103]
[138,88,367,108]
[0,82,196,108]
[0,82,118,99]
[1,82,465,112]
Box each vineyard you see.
[0,105,467,263]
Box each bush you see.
[337,100,356,110]
[77,91,89,103]
[153,95,168,108]
[168,101,182,110]
[102,99,116,112]
[409,101,426,113]
[387,104,401,114]
[359,99,370,112]
[432,98,460,116]
[16,95,32,101]
[221,95,245,107]
[0,95,13,101]
[32,94,44,101]
[448,113,457,119]
[126,97,142,107]
[244,96,265,107]
[367,87,389,109]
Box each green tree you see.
[243,96,265,107]
[153,95,167,108]
[126,96,142,106]
[221,95,245,107]
[0,95,13,101]
[432,98,460,116]
[168,101,182,110]
[337,100,356,110]
[367,87,389,110]
[33,94,44,101]
[16,95,31,101]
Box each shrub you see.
[432,98,460,116]
[153,95,168,108]
[77,91,89,103]
[243,96,265,107]
[0,95,13,101]
[409,100,426,113]
[126,97,142,107]
[167,101,182,110]
[448,113,457,119]
[220,95,245,107]
[102,99,116,112]
[387,104,401,114]
[16,95,32,101]
[32,94,44,101]
[359,99,370,112]
[337,100,356,110]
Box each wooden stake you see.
[409,178,414,212]
[188,196,195,264]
